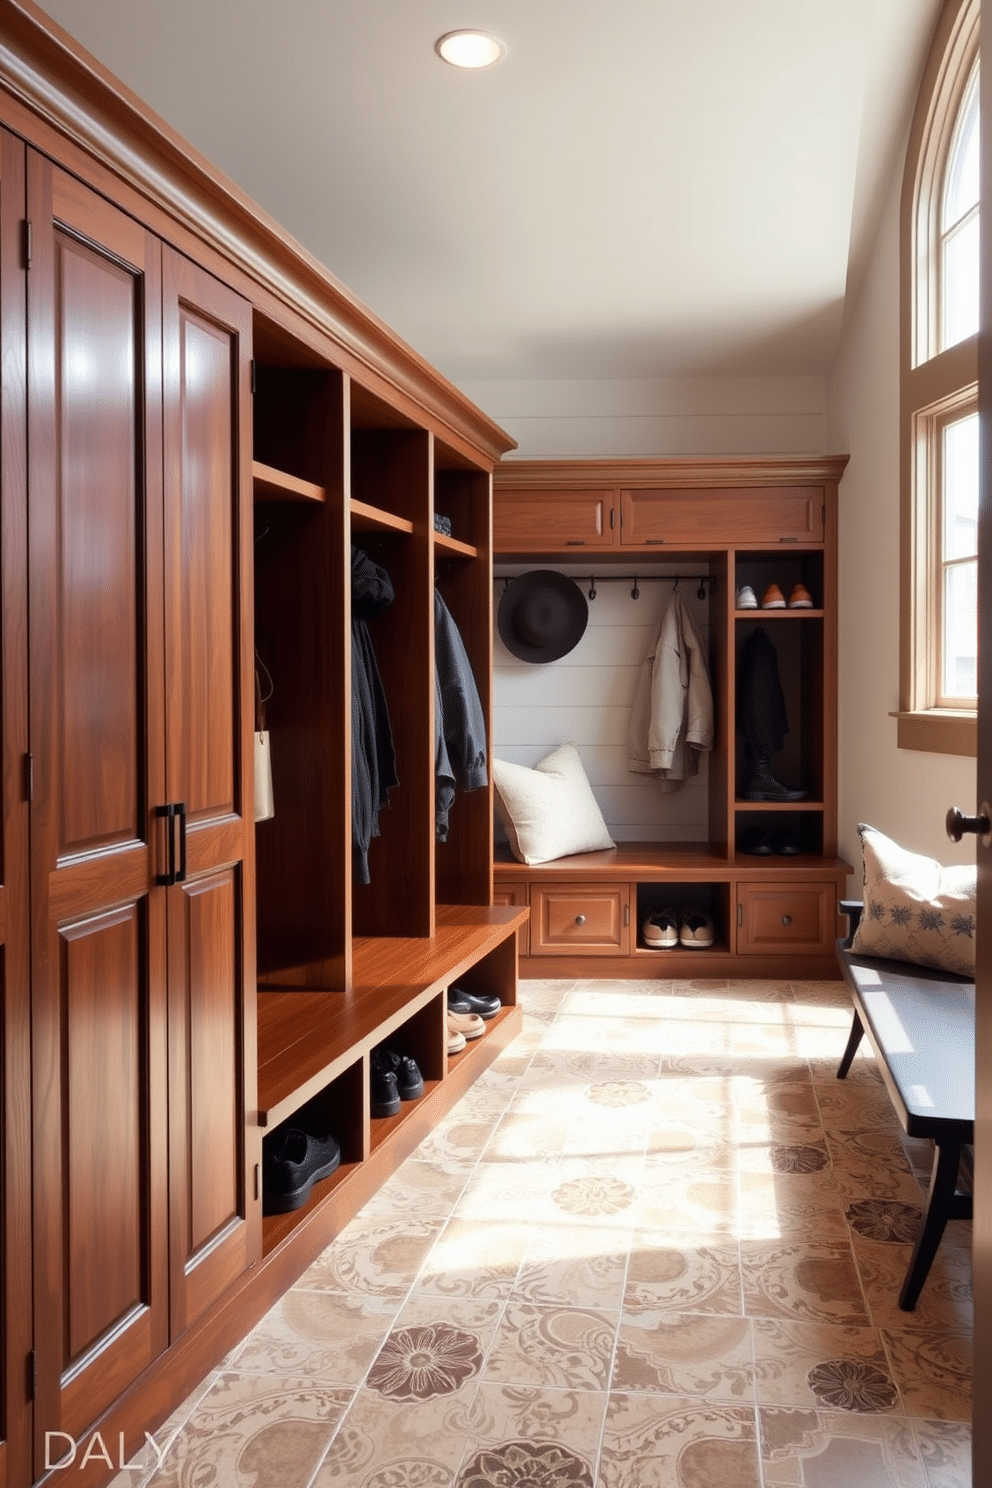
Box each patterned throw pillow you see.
[850,823,976,976]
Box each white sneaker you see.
[735,585,758,609]
[642,907,679,949]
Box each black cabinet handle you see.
[176,802,187,883]
[156,802,188,885]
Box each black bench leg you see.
[898,1139,961,1311]
[837,1010,864,1079]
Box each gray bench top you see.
[839,943,974,1140]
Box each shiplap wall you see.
[462,376,827,460]
[492,562,713,842]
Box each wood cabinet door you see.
[530,883,630,954]
[161,247,258,1337]
[493,490,618,551]
[27,159,170,1461]
[621,487,825,546]
[737,882,834,955]
[0,127,31,1488]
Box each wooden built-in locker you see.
[492,457,851,981]
[0,5,523,1485]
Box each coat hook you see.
[588,577,597,600]
[631,577,640,600]
[697,577,707,600]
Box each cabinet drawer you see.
[493,490,617,551]
[621,487,824,546]
[737,882,835,954]
[494,881,530,955]
[531,883,630,955]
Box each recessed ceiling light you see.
[435,30,506,68]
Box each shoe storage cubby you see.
[492,456,850,980]
[735,809,824,859]
[636,883,730,955]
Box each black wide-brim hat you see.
[497,570,589,664]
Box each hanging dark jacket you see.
[736,627,789,758]
[351,546,399,883]
[435,589,488,841]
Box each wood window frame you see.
[898,0,980,757]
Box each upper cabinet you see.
[620,485,825,546]
[493,460,831,553]
[493,488,618,551]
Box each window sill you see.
[890,710,977,757]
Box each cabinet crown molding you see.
[0,0,515,465]
[494,454,851,489]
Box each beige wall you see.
[826,142,976,876]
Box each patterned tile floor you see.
[114,978,972,1488]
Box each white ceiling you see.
[37,0,943,386]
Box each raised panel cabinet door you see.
[0,127,32,1488]
[531,883,629,954]
[26,158,170,1464]
[493,490,618,551]
[737,882,834,955]
[161,247,258,1336]
[620,487,825,546]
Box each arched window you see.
[899,0,979,755]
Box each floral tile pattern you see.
[137,977,973,1488]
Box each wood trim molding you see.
[0,0,516,465]
[494,455,851,490]
[893,709,978,757]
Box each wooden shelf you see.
[734,801,826,813]
[252,459,326,504]
[349,497,414,536]
[434,530,478,560]
[256,905,527,1129]
[735,608,824,619]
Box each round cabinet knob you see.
[781,915,792,926]
[946,804,992,847]
[575,914,586,925]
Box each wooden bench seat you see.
[836,900,974,1310]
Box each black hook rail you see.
[497,573,715,602]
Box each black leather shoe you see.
[372,1049,423,1102]
[739,825,773,855]
[448,987,501,1020]
[263,1126,341,1214]
[370,1063,400,1117]
[772,827,801,855]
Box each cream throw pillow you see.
[493,743,615,865]
[850,823,976,976]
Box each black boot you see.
[743,753,808,802]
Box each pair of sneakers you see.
[736,582,813,610]
[642,907,715,949]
